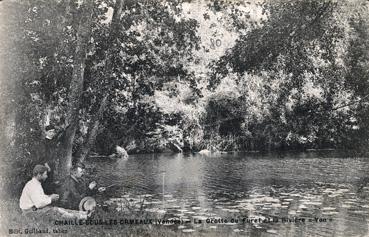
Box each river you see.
[91,150,369,237]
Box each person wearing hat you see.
[19,164,60,212]
[57,163,105,210]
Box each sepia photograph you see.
[0,0,369,236]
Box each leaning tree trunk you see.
[76,0,125,163]
[53,2,93,180]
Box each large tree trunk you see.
[53,2,93,180]
[76,94,109,162]
[76,0,125,163]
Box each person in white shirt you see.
[19,164,59,211]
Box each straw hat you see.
[79,196,97,211]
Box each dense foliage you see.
[1,0,368,190]
[207,0,369,151]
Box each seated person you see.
[57,163,105,210]
[19,164,59,212]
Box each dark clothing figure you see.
[57,175,97,210]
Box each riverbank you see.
[1,199,231,237]
[2,151,369,237]
[89,148,369,162]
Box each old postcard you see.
[1,0,369,236]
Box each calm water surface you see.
[92,151,369,237]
